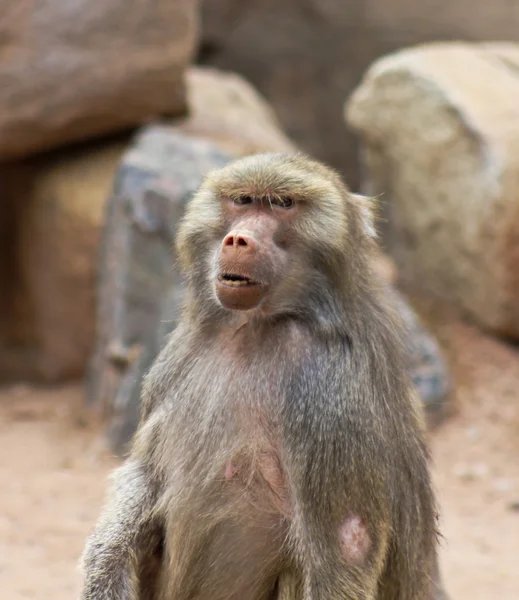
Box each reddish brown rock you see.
[0,0,197,159]
[0,141,128,382]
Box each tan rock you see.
[0,0,197,160]
[179,67,297,156]
[346,42,519,337]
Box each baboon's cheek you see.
[339,516,371,563]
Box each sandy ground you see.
[0,320,518,600]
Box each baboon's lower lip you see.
[215,273,268,310]
[217,273,260,287]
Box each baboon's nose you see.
[222,231,258,252]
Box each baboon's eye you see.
[271,196,295,209]
[233,195,253,206]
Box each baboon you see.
[81,153,441,600]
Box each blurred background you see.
[1,1,518,598]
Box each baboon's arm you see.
[80,460,160,600]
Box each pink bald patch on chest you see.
[339,516,371,563]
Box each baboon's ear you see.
[351,194,378,239]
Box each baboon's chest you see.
[167,331,297,517]
[221,446,291,517]
[211,396,290,517]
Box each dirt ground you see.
[0,320,518,600]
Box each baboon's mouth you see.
[218,273,259,287]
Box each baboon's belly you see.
[160,450,290,600]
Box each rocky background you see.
[1,2,519,599]
[199,0,519,188]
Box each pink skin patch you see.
[223,453,291,516]
[339,516,371,563]
[224,460,238,480]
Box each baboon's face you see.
[214,193,295,311]
[177,154,362,315]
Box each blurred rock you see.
[0,139,128,381]
[200,0,519,187]
[179,67,298,156]
[0,0,197,160]
[391,289,452,428]
[21,142,131,381]
[346,42,519,338]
